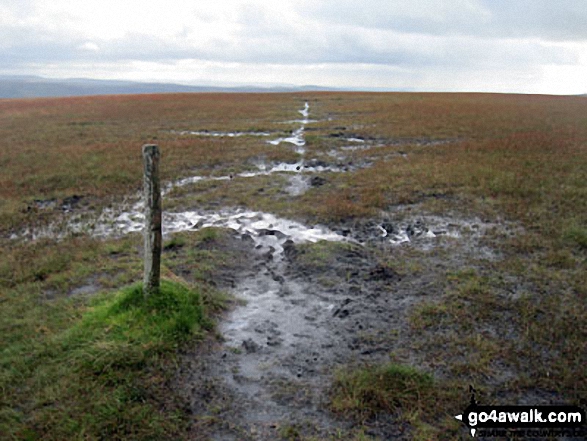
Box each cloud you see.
[299,0,587,41]
[68,21,578,71]
[299,0,492,37]
[0,0,585,93]
[483,0,587,41]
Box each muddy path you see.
[171,206,513,440]
[11,102,520,439]
[157,104,512,440]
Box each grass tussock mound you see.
[1,280,209,440]
[331,363,461,438]
[331,364,435,418]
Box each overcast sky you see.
[1,0,586,94]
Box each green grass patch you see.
[294,241,359,269]
[64,280,210,362]
[1,279,211,440]
[563,225,587,251]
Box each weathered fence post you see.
[142,144,161,297]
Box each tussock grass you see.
[564,225,587,250]
[330,363,461,439]
[331,364,435,419]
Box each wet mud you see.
[173,200,514,439]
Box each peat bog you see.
[1,92,586,440]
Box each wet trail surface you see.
[162,104,510,439]
[11,102,517,439]
[174,213,508,439]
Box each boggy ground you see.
[1,93,586,440]
[165,96,586,440]
[172,205,528,440]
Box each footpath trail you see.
[12,102,518,439]
[161,104,509,440]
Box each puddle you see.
[33,199,58,210]
[217,271,335,425]
[338,136,458,147]
[267,102,310,153]
[382,218,458,246]
[166,209,344,252]
[173,130,271,137]
[338,215,470,246]
[299,102,310,119]
[330,210,519,260]
[167,174,231,192]
[166,159,346,195]
[280,119,318,124]
[340,144,374,151]
[27,195,86,213]
[327,141,408,164]
[267,127,306,150]
[284,175,310,196]
[70,282,101,297]
[41,201,345,248]
[324,136,457,163]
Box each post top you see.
[142,144,160,155]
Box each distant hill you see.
[0,75,337,99]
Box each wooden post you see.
[142,144,161,297]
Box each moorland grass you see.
[1,92,586,439]
[0,93,301,232]
[331,363,436,419]
[303,93,586,437]
[0,229,235,440]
